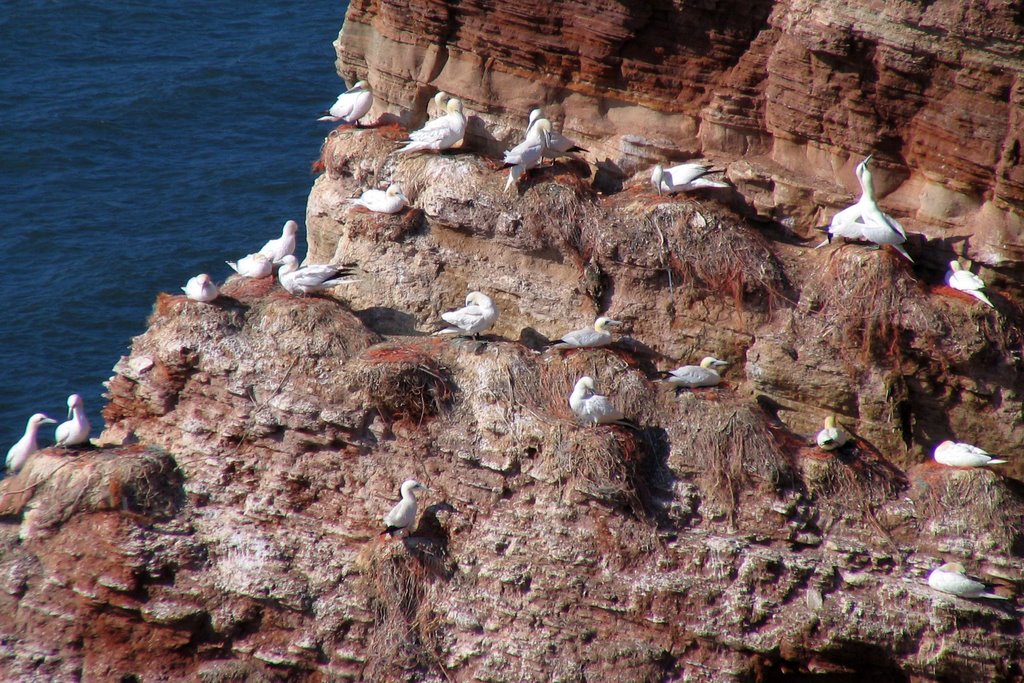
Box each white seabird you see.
[818,155,913,262]
[945,260,994,307]
[526,108,586,159]
[382,479,428,536]
[226,253,273,279]
[504,118,552,192]
[651,162,729,195]
[569,376,626,426]
[55,394,91,447]
[182,274,220,303]
[397,97,466,154]
[6,413,57,473]
[816,415,850,451]
[259,220,299,265]
[318,80,373,124]
[933,440,1006,467]
[433,292,499,338]
[429,91,449,119]
[927,563,1008,600]
[350,183,409,214]
[277,255,358,297]
[551,316,622,350]
[659,357,728,388]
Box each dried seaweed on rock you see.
[358,342,455,425]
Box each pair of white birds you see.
[503,108,585,191]
[6,394,91,474]
[231,220,358,296]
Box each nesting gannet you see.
[318,80,373,124]
[55,394,91,447]
[659,357,728,388]
[927,563,1008,600]
[433,292,499,338]
[551,316,622,350]
[819,156,913,262]
[429,91,449,119]
[816,415,850,451]
[397,98,466,154]
[382,479,428,536]
[651,163,729,195]
[504,118,552,192]
[259,220,299,265]
[569,376,627,426]
[945,261,994,307]
[277,255,358,296]
[182,274,220,303]
[350,183,409,214]
[226,253,273,279]
[526,108,586,159]
[6,413,56,473]
[933,440,1006,467]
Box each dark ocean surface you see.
[1,1,349,458]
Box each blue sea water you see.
[1,1,349,456]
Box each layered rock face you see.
[336,0,1024,269]
[3,2,1024,681]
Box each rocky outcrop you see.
[336,0,1024,269]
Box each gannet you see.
[551,316,622,349]
[182,274,220,303]
[55,394,91,447]
[659,357,728,388]
[927,563,1008,600]
[317,80,373,124]
[816,415,850,451]
[429,91,449,119]
[526,108,586,159]
[651,163,729,195]
[259,220,298,265]
[504,118,552,192]
[350,183,409,214]
[397,97,466,154]
[945,261,994,307]
[819,156,913,262]
[569,376,626,425]
[226,252,273,278]
[933,440,1006,467]
[433,292,498,338]
[6,413,56,473]
[277,255,358,296]
[382,479,428,536]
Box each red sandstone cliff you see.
[2,2,1024,681]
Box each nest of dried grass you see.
[800,441,908,526]
[357,342,455,425]
[545,424,648,514]
[356,539,452,681]
[0,446,183,532]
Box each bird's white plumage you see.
[526,108,583,158]
[182,274,219,303]
[569,376,625,425]
[398,98,466,154]
[651,163,729,195]
[318,80,373,124]
[434,292,498,337]
[552,317,621,350]
[504,119,552,191]
[928,563,1007,600]
[662,357,728,388]
[277,255,357,296]
[945,261,993,307]
[259,220,299,265]
[933,440,1006,467]
[820,156,912,262]
[55,394,90,447]
[816,415,850,451]
[227,253,273,279]
[6,413,56,473]
[429,91,449,119]
[383,479,427,533]
[351,183,408,214]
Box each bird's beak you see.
[67,405,73,419]
[607,319,623,326]
[713,360,729,367]
[541,129,551,149]
[864,154,873,164]
[41,417,57,425]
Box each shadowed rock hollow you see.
[2,1,1024,681]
